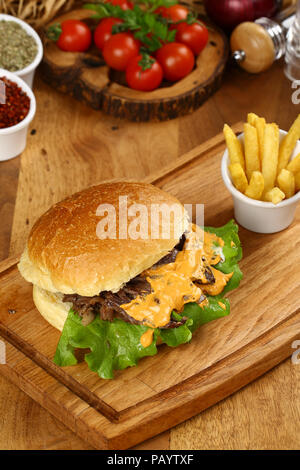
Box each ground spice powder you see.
[0,77,30,128]
[0,20,38,71]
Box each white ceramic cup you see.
[0,69,36,161]
[0,14,43,88]
[221,129,300,234]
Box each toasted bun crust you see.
[19,181,188,296]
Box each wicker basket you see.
[0,0,77,28]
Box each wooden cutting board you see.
[41,9,228,122]
[0,128,299,450]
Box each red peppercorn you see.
[0,77,30,129]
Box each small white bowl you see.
[0,14,43,88]
[221,129,300,233]
[0,69,36,161]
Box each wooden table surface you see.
[0,59,299,450]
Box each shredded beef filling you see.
[63,273,154,323]
[63,234,210,329]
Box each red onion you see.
[204,0,282,31]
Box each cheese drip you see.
[121,225,232,347]
[140,328,154,348]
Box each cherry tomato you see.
[107,0,133,10]
[175,22,209,55]
[156,5,189,23]
[94,18,123,50]
[102,32,140,71]
[156,42,194,82]
[126,55,163,91]
[56,19,92,52]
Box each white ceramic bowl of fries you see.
[222,114,300,234]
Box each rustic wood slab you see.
[0,127,299,449]
[40,9,228,122]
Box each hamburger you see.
[18,181,242,379]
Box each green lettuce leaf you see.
[158,312,193,347]
[205,219,243,295]
[181,296,230,334]
[54,220,242,379]
[54,309,158,379]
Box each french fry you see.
[295,172,300,192]
[287,152,300,174]
[229,163,248,194]
[247,112,259,127]
[223,124,245,171]
[228,114,300,203]
[277,169,295,198]
[278,114,300,174]
[262,123,280,196]
[245,171,264,200]
[264,187,285,205]
[244,123,260,180]
[255,117,266,166]
[246,113,266,166]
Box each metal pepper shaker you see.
[284,0,300,80]
[230,4,296,73]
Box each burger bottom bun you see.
[33,285,70,332]
[32,285,163,345]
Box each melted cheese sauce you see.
[140,328,154,348]
[201,267,233,296]
[121,225,232,347]
[218,301,227,310]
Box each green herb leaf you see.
[83,1,181,51]
[83,3,124,19]
[166,28,176,42]
[135,0,178,9]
